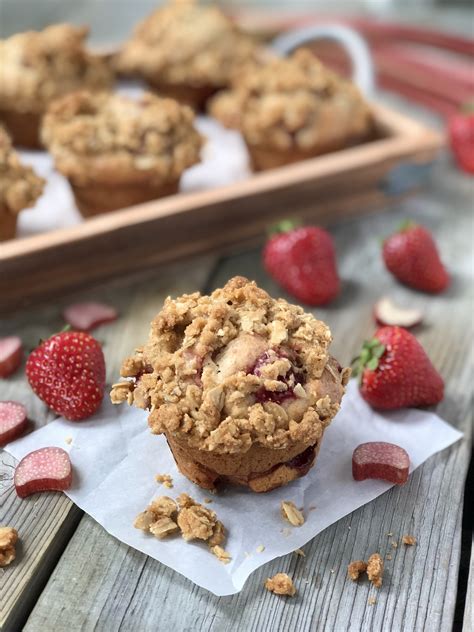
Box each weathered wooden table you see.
[1,96,472,631]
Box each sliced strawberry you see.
[14,447,72,498]
[0,401,28,446]
[0,336,23,378]
[63,302,118,331]
[373,297,423,328]
[352,441,410,484]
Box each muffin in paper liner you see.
[111,276,350,492]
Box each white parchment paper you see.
[4,380,462,596]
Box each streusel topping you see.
[0,24,113,113]
[0,126,44,214]
[41,91,203,185]
[210,49,372,151]
[112,276,349,454]
[117,0,257,87]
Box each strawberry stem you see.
[351,338,386,382]
[397,219,416,233]
[268,218,301,237]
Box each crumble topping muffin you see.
[210,48,373,170]
[0,24,113,148]
[41,90,203,217]
[116,0,258,110]
[111,276,350,492]
[0,126,44,240]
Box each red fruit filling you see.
[250,349,304,403]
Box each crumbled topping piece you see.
[0,24,112,113]
[366,553,384,588]
[210,49,372,153]
[110,381,134,404]
[64,436,73,445]
[203,497,213,504]
[117,0,258,88]
[113,276,347,454]
[402,535,416,546]
[155,473,173,489]
[256,544,265,553]
[42,91,203,187]
[391,540,398,549]
[386,554,392,560]
[0,126,44,215]
[347,560,367,581]
[265,573,296,596]
[211,545,231,564]
[134,495,179,538]
[281,500,305,527]
[368,596,377,605]
[294,548,305,557]
[0,526,18,567]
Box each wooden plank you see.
[0,103,443,311]
[22,167,472,631]
[0,256,216,632]
[464,539,474,632]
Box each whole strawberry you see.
[448,109,474,174]
[353,326,444,410]
[382,221,449,293]
[26,331,105,421]
[263,222,340,305]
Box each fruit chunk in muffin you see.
[111,277,350,492]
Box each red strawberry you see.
[26,331,105,421]
[263,222,340,305]
[63,302,118,331]
[0,336,23,378]
[382,222,449,293]
[0,401,28,446]
[14,447,72,498]
[448,109,474,174]
[353,326,444,410]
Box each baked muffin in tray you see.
[41,90,203,217]
[111,276,350,492]
[0,126,44,241]
[210,48,374,171]
[116,0,258,110]
[0,24,113,149]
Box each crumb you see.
[402,535,416,546]
[391,540,398,549]
[0,527,18,568]
[265,573,296,596]
[387,532,393,537]
[348,526,351,530]
[330,569,335,574]
[256,544,265,553]
[368,596,376,606]
[294,548,305,557]
[347,560,367,581]
[281,500,304,527]
[366,553,384,588]
[386,554,392,560]
[211,545,231,564]
[308,505,317,511]
[155,473,173,489]
[65,436,73,445]
[203,498,213,504]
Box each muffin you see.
[0,126,44,240]
[210,49,374,171]
[41,90,203,217]
[111,276,350,492]
[0,24,113,149]
[116,0,258,110]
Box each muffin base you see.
[71,179,180,218]
[0,109,42,149]
[0,207,17,241]
[247,134,371,171]
[146,78,219,111]
[166,432,323,493]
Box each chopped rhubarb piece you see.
[0,401,28,446]
[352,442,410,485]
[63,302,118,331]
[374,297,423,328]
[14,447,72,498]
[0,336,23,378]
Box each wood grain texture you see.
[21,155,473,632]
[464,540,474,632]
[0,256,215,632]
[0,104,443,312]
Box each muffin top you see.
[116,0,258,87]
[0,24,113,114]
[0,126,44,214]
[210,49,373,151]
[111,276,349,454]
[41,91,203,186]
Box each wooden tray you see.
[0,103,443,312]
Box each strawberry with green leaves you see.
[26,331,105,421]
[382,221,449,293]
[352,326,444,410]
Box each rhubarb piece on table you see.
[0,401,28,446]
[352,441,410,485]
[14,447,72,498]
[0,336,23,378]
[63,301,118,331]
[373,297,423,329]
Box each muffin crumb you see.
[256,544,265,553]
[281,500,305,526]
[155,473,173,489]
[347,560,367,581]
[211,545,231,564]
[265,573,296,596]
[0,526,19,567]
[402,535,416,546]
[366,553,384,588]
[294,548,305,557]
